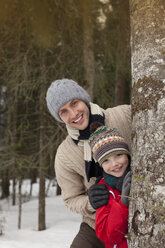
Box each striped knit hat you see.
[89,123,130,166]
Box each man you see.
[46,78,131,248]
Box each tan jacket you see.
[55,105,131,230]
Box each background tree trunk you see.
[1,170,10,199]
[129,0,165,247]
[10,91,18,206]
[115,0,130,105]
[12,177,16,206]
[56,184,61,196]
[38,53,47,231]
[82,0,95,100]
[0,86,10,199]
[18,176,22,229]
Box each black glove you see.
[121,171,131,206]
[88,180,109,209]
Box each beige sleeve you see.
[55,145,95,219]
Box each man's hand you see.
[121,171,131,206]
[88,183,109,209]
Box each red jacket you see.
[95,179,128,248]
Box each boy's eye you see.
[102,159,108,164]
[117,154,122,156]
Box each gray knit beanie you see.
[46,78,91,122]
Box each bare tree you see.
[129,0,165,247]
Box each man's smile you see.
[73,114,83,124]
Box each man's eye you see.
[117,154,122,157]
[72,100,78,106]
[60,110,66,115]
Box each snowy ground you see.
[0,180,81,248]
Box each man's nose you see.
[69,108,77,119]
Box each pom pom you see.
[90,122,104,134]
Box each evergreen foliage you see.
[0,0,131,228]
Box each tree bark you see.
[129,0,165,247]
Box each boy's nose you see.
[111,157,118,167]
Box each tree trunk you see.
[115,0,130,105]
[10,90,18,206]
[56,183,61,196]
[38,161,46,231]
[38,53,46,231]
[1,170,10,199]
[0,86,10,199]
[18,176,22,229]
[82,0,95,100]
[30,169,37,197]
[12,176,16,206]
[129,0,165,247]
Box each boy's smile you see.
[101,154,129,177]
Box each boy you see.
[89,123,131,248]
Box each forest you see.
[0,0,164,247]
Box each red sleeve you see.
[95,194,128,245]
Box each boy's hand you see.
[121,171,131,206]
[88,182,109,209]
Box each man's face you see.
[58,99,90,130]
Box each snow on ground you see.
[0,180,81,248]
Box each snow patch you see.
[0,180,81,248]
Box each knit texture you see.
[46,78,91,122]
[89,125,130,166]
[66,102,105,181]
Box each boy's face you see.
[101,154,129,177]
[59,99,90,130]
